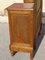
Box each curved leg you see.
[9,45,17,56]
[10,50,17,56]
[30,50,34,60]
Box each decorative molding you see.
[0,12,45,24]
[0,11,45,17]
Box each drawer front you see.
[10,13,34,44]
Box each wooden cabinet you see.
[7,3,42,59]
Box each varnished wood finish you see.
[7,3,42,60]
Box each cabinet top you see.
[6,3,34,11]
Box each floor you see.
[0,19,45,60]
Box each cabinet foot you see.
[9,45,17,56]
[30,51,33,60]
[10,51,17,56]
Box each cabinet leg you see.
[9,45,17,56]
[10,50,17,56]
[30,51,33,60]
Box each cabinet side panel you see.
[10,11,34,46]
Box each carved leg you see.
[30,50,34,60]
[10,50,17,56]
[9,45,17,56]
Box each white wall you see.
[0,0,45,23]
[43,0,45,12]
[0,0,45,13]
[0,0,23,15]
[0,0,45,14]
